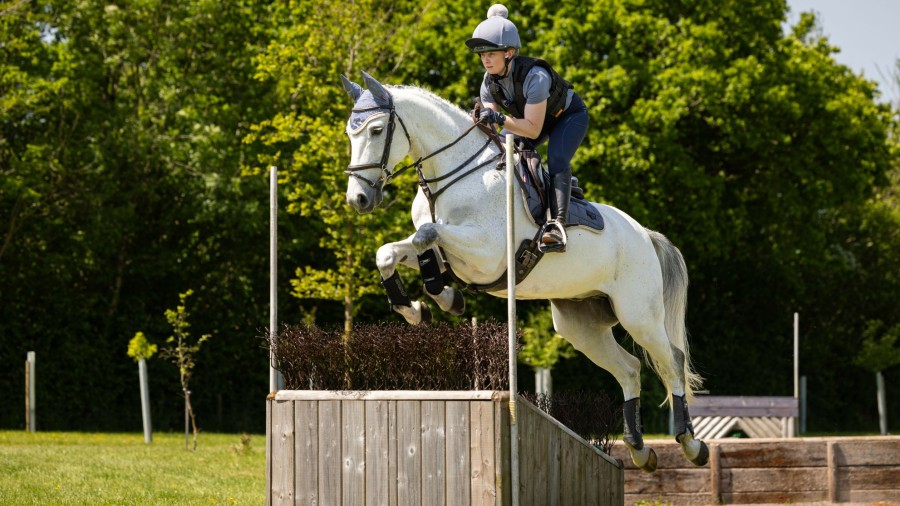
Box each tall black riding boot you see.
[540,173,572,253]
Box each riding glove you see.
[478,108,506,127]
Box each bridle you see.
[344,98,412,190]
[344,90,504,219]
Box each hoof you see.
[690,440,709,467]
[448,290,465,316]
[640,447,658,473]
[628,445,658,473]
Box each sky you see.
[785,0,900,104]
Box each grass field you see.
[0,431,266,505]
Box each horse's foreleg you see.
[377,236,465,323]
[376,237,431,325]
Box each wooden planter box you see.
[266,390,624,506]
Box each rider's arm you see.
[498,100,546,139]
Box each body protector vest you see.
[488,56,573,129]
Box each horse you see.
[340,71,709,472]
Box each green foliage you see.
[854,320,900,373]
[519,306,575,370]
[126,331,157,363]
[161,290,211,386]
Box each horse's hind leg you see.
[615,295,709,467]
[550,298,658,472]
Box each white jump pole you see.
[270,166,279,393]
[26,351,36,432]
[138,358,152,443]
[793,312,799,437]
[505,134,520,506]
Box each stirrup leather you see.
[539,219,567,253]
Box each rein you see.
[345,91,505,221]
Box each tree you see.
[247,1,445,334]
[160,291,210,451]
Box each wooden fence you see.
[266,390,624,506]
[611,436,900,504]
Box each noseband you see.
[344,96,412,190]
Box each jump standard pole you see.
[505,133,520,506]
[270,166,279,393]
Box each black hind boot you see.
[540,173,571,253]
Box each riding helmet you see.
[465,4,521,53]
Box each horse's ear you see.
[341,74,363,101]
[361,71,391,103]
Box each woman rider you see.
[467,4,589,253]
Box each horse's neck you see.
[395,90,501,178]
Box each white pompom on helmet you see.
[465,4,521,53]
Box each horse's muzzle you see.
[347,187,382,214]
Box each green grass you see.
[0,431,266,505]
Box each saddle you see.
[514,144,604,232]
[444,139,604,293]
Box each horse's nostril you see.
[356,194,369,209]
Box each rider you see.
[467,4,589,253]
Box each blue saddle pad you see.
[516,152,604,232]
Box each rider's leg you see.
[541,94,589,252]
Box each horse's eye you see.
[372,127,384,135]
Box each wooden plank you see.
[295,400,319,506]
[533,407,550,506]
[838,465,900,491]
[546,425,561,506]
[834,438,900,466]
[690,396,799,418]
[586,440,600,506]
[625,468,709,495]
[366,400,389,506]
[518,400,533,506]
[560,430,577,505]
[421,400,446,506]
[318,400,342,506]
[718,440,827,468]
[844,488,900,503]
[723,467,827,493]
[496,398,510,506]
[388,400,398,506]
[397,400,422,506]
[272,400,295,506]
[266,399,272,506]
[276,390,500,401]
[446,401,471,506]
[470,400,497,506]
[342,400,365,505]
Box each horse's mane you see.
[387,84,473,127]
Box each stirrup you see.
[539,220,567,253]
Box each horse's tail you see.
[647,229,703,403]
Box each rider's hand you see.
[470,99,483,123]
[478,108,506,127]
